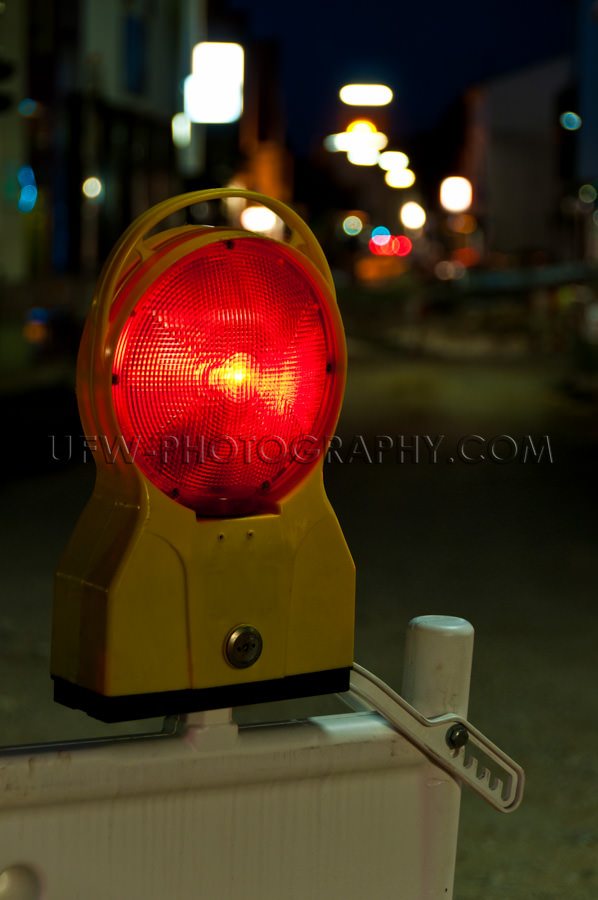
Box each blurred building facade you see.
[0,0,292,300]
[577,0,598,182]
[460,0,598,268]
[462,57,573,263]
[1,0,193,292]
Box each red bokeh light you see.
[368,234,412,257]
[395,235,412,256]
[112,238,341,516]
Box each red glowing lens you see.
[112,237,340,516]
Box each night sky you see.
[229,0,577,155]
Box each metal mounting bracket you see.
[350,664,524,812]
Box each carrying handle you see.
[91,189,334,348]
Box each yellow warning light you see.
[51,190,355,721]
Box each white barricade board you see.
[0,710,462,900]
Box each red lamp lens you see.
[112,237,341,516]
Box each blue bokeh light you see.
[560,111,582,131]
[17,165,36,187]
[18,98,37,116]
[18,184,38,213]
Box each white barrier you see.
[0,616,523,900]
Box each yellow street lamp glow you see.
[171,112,192,148]
[379,150,409,171]
[385,168,415,189]
[339,84,393,106]
[324,127,387,160]
[346,119,377,133]
[345,127,387,165]
[440,176,472,213]
[400,201,426,230]
[185,42,244,123]
[324,124,387,152]
[82,176,103,199]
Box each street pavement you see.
[1,342,597,899]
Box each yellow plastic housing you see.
[51,189,355,720]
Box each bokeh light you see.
[434,260,466,280]
[400,201,426,230]
[171,112,191,148]
[325,120,387,162]
[18,184,37,214]
[342,215,363,236]
[347,146,381,165]
[18,98,36,116]
[385,168,415,188]
[240,205,280,234]
[394,235,412,257]
[578,184,597,204]
[440,176,472,213]
[339,84,393,106]
[185,42,244,123]
[82,176,103,199]
[17,166,37,213]
[447,213,477,234]
[325,131,386,152]
[369,233,412,256]
[379,150,409,171]
[324,133,348,151]
[559,111,582,131]
[346,119,377,133]
[371,226,391,246]
[17,165,35,187]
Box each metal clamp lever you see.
[350,664,524,813]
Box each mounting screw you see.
[446,723,469,750]
[225,625,263,669]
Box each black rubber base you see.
[52,668,351,723]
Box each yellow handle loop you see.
[92,189,334,349]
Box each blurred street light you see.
[385,168,415,188]
[339,84,393,106]
[171,112,192,148]
[239,205,280,235]
[400,201,426,229]
[342,214,364,235]
[184,42,244,123]
[82,176,103,199]
[324,119,387,165]
[439,176,472,213]
[347,145,381,166]
[379,150,409,171]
